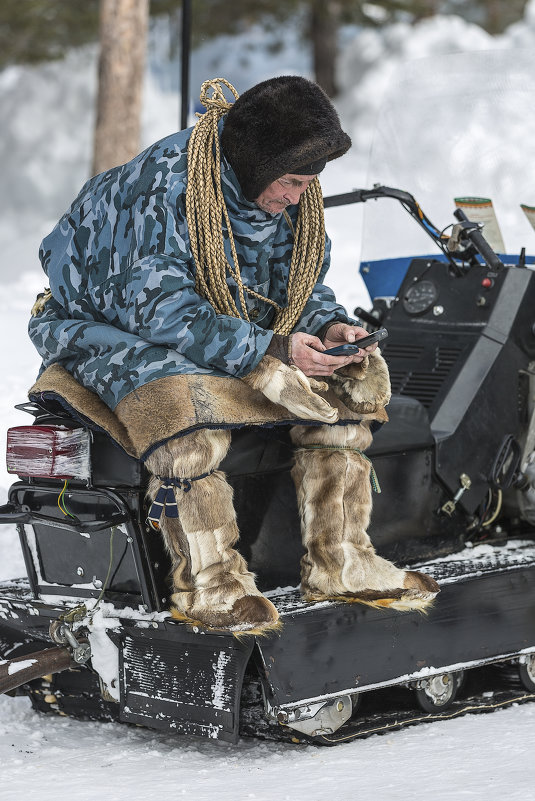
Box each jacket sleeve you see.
[119,254,273,377]
[292,235,357,336]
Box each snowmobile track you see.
[240,664,535,745]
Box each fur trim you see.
[169,606,282,636]
[328,349,391,415]
[242,354,338,424]
[302,590,437,613]
[221,76,351,200]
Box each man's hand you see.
[323,323,379,358]
[290,325,377,377]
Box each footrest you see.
[256,540,535,711]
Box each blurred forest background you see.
[0,0,529,174]
[1,1,529,94]
[1,0,534,281]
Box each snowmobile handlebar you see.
[323,184,504,272]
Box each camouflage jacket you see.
[29,124,353,411]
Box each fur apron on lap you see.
[28,353,389,461]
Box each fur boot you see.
[291,423,439,611]
[145,429,279,631]
[328,349,392,415]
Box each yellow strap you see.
[31,288,52,316]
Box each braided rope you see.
[185,78,326,334]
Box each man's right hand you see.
[290,332,354,376]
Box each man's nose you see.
[283,186,304,205]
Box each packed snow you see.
[2,5,535,800]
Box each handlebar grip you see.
[454,208,504,271]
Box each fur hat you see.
[221,76,351,201]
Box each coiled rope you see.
[185,78,326,335]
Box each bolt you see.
[433,305,444,316]
[76,567,84,577]
[277,710,288,724]
[336,700,344,712]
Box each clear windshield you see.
[362,49,535,262]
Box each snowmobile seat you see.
[368,395,434,456]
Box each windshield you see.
[361,49,535,263]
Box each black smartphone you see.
[323,327,388,356]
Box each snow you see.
[6,659,36,676]
[2,5,535,799]
[0,691,533,801]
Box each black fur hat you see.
[221,76,351,201]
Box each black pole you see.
[180,0,192,130]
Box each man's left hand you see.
[323,323,378,363]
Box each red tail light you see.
[6,426,91,480]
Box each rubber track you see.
[239,664,535,746]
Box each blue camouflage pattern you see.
[29,121,353,411]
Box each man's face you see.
[255,173,317,214]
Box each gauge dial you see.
[402,280,439,315]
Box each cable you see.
[58,479,76,519]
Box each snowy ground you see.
[2,4,535,799]
[1,690,534,801]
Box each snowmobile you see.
[3,48,535,745]
[1,178,535,746]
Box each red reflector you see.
[6,426,91,480]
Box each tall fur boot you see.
[291,423,439,611]
[145,429,279,632]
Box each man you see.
[29,76,438,632]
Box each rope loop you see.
[147,471,215,529]
[198,78,239,115]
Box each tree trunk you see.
[92,0,149,176]
[310,0,341,98]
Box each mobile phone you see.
[323,327,388,356]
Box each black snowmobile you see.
[1,179,535,745]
